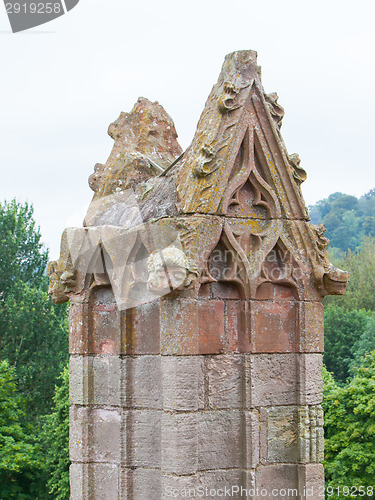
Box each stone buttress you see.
[49,51,348,499]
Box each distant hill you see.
[308,189,375,252]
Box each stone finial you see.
[88,98,182,199]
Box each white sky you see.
[0,0,374,259]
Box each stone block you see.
[162,470,245,499]
[161,356,204,410]
[198,410,242,470]
[206,354,245,409]
[299,301,324,352]
[255,282,296,301]
[89,287,121,354]
[69,302,89,354]
[69,355,121,405]
[122,410,161,468]
[256,464,299,499]
[161,413,199,474]
[160,299,225,355]
[122,356,162,409]
[70,463,119,500]
[244,411,260,469]
[120,468,161,500]
[266,406,299,463]
[261,405,324,465]
[70,406,121,462]
[298,354,323,405]
[250,354,298,406]
[122,300,160,355]
[210,281,243,299]
[198,300,225,354]
[252,300,298,353]
[298,464,325,498]
[160,299,199,355]
[226,300,252,353]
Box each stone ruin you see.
[49,50,349,499]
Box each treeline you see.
[321,237,375,496]
[0,200,69,499]
[310,189,375,496]
[309,188,375,253]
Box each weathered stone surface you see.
[70,463,119,500]
[298,354,323,405]
[197,410,243,470]
[299,301,324,352]
[122,300,160,355]
[121,355,205,410]
[122,410,161,468]
[206,354,245,409]
[86,97,182,208]
[255,465,298,499]
[226,300,252,352]
[69,302,89,354]
[161,413,199,474]
[266,406,300,463]
[161,356,204,410]
[162,470,246,499]
[261,405,324,465]
[244,410,261,469]
[69,355,121,405]
[122,356,162,409]
[250,354,298,406]
[252,300,298,353]
[160,299,225,355]
[298,464,325,499]
[70,406,121,462]
[121,468,161,500]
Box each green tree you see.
[41,366,70,500]
[0,281,68,417]
[0,360,43,499]
[0,199,69,496]
[327,237,375,311]
[324,305,369,384]
[0,200,48,300]
[350,315,375,374]
[0,200,69,418]
[323,357,375,497]
[309,189,375,252]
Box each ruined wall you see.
[49,50,348,499]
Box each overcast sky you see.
[0,0,374,258]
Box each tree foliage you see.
[325,236,375,312]
[0,199,69,496]
[0,200,48,300]
[350,315,375,375]
[323,357,375,496]
[0,200,68,418]
[324,305,370,384]
[41,366,70,500]
[309,189,375,252]
[0,280,68,417]
[0,360,42,499]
